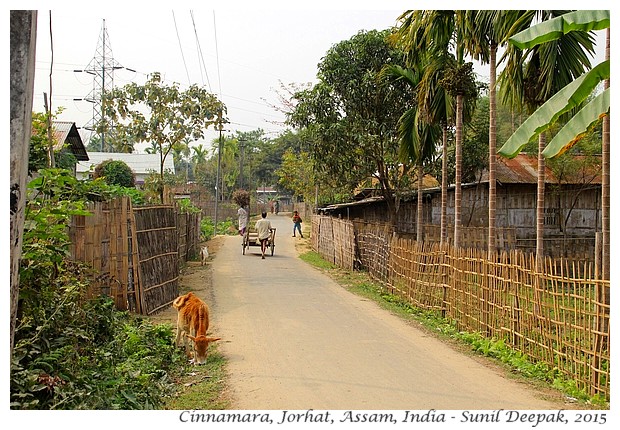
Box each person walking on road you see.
[238,205,248,236]
[292,210,303,238]
[255,212,273,259]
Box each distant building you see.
[51,121,89,175]
[319,154,602,259]
[255,186,278,204]
[76,151,175,185]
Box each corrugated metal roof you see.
[320,153,601,212]
[76,151,175,175]
[51,121,89,161]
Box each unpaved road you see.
[194,212,569,410]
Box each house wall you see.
[326,183,601,260]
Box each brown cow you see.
[172,292,220,365]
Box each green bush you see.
[93,159,136,188]
[177,198,201,214]
[200,218,236,240]
[11,168,182,409]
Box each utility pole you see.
[214,125,223,235]
[238,138,246,189]
[43,93,55,167]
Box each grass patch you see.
[299,250,337,270]
[298,250,609,409]
[164,346,230,410]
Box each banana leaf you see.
[510,10,610,49]
[498,60,609,158]
[542,88,609,158]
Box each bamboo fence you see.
[69,196,201,315]
[312,215,610,400]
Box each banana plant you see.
[498,10,610,159]
[498,60,609,158]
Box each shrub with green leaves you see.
[93,159,136,188]
[11,168,182,409]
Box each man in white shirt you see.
[255,212,273,259]
[237,206,248,236]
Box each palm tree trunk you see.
[441,125,448,245]
[536,132,546,263]
[488,44,497,258]
[454,94,463,248]
[602,27,610,281]
[417,163,424,242]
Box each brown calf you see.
[172,292,220,365]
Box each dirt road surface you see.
[186,212,565,411]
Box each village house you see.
[76,151,175,186]
[320,154,602,260]
[50,121,90,174]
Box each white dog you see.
[200,246,209,265]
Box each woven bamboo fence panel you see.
[69,197,140,312]
[177,213,188,264]
[133,205,179,315]
[70,197,201,316]
[333,218,355,270]
[311,216,320,252]
[312,216,355,270]
[312,216,610,399]
[316,216,335,264]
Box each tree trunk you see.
[440,125,448,245]
[454,94,463,248]
[416,163,423,242]
[488,44,497,258]
[602,27,610,281]
[10,10,37,357]
[536,132,546,263]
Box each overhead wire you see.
[190,10,212,92]
[172,10,192,85]
[212,10,223,97]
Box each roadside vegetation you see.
[11,10,608,411]
[298,250,609,409]
[10,168,185,409]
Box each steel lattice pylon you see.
[84,19,123,152]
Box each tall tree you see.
[462,10,517,256]
[104,72,226,202]
[498,10,597,261]
[389,21,457,244]
[288,30,413,224]
[381,64,441,241]
[498,10,609,277]
[10,10,37,358]
[393,10,478,248]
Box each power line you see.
[190,10,212,92]
[212,10,223,97]
[172,10,192,85]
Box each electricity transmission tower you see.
[77,19,131,151]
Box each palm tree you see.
[462,11,519,257]
[144,141,159,154]
[382,64,442,242]
[394,10,478,248]
[413,53,455,245]
[171,140,190,183]
[498,10,597,261]
[499,10,609,278]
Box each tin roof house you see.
[320,154,601,259]
[76,151,175,186]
